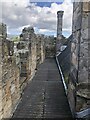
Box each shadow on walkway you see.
[12,58,72,119]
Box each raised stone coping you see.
[56,55,67,95]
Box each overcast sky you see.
[1,0,73,38]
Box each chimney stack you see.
[57,11,64,37]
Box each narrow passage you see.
[13,58,72,118]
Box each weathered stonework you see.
[68,2,90,117]
[30,32,37,77]
[36,35,46,67]
[0,24,46,119]
[0,23,20,119]
[0,34,3,119]
[45,36,56,58]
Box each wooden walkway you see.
[13,58,72,119]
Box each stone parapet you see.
[0,23,46,119]
[68,2,90,117]
[0,23,21,119]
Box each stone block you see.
[82,12,89,29]
[11,82,16,95]
[78,69,88,83]
[5,80,11,100]
[73,2,82,12]
[80,42,88,58]
[81,28,89,41]
[3,100,12,118]
[76,83,90,112]
[83,2,90,12]
[72,52,78,68]
[73,14,82,32]
[0,112,3,120]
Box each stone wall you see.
[36,35,45,67]
[45,36,56,57]
[68,2,90,117]
[0,24,46,119]
[0,23,20,119]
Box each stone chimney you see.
[57,11,64,37]
[56,11,64,53]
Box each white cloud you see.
[38,28,55,34]
[1,0,73,37]
[1,0,29,7]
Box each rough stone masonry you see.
[0,23,46,119]
[68,1,90,117]
[0,23,20,119]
